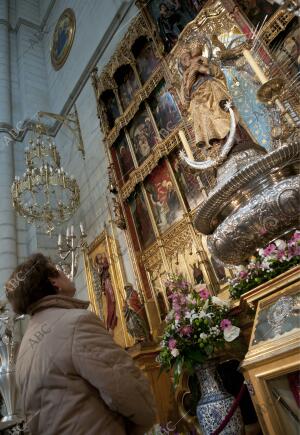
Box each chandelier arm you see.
[38,108,85,159]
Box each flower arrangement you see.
[229,230,300,300]
[158,275,240,384]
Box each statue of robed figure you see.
[123,283,150,342]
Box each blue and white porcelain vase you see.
[195,360,244,434]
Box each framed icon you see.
[51,8,76,71]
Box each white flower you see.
[184,309,195,319]
[275,239,287,251]
[210,326,221,336]
[260,260,271,271]
[211,296,229,307]
[171,348,180,357]
[258,248,264,257]
[200,333,208,340]
[224,325,240,342]
[166,310,174,321]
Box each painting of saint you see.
[115,65,140,110]
[145,160,183,233]
[133,37,160,83]
[114,135,135,182]
[93,253,118,332]
[147,1,201,52]
[101,90,120,129]
[129,108,159,165]
[149,81,181,138]
[129,187,156,250]
[169,150,203,209]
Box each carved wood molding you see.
[261,8,295,46]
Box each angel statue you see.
[123,283,150,343]
[178,40,266,170]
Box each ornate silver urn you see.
[0,303,24,425]
[194,139,300,264]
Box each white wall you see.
[3,0,138,299]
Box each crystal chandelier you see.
[12,124,80,234]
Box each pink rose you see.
[168,338,177,350]
[239,270,248,279]
[220,319,232,330]
[180,325,193,336]
[199,288,209,299]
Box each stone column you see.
[0,0,17,295]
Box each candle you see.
[66,227,70,238]
[243,48,295,126]
[58,233,62,246]
[71,225,74,236]
[80,222,85,236]
[242,49,268,84]
[179,130,194,160]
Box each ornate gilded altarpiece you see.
[90,0,298,338]
[89,0,299,426]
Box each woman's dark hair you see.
[5,253,59,314]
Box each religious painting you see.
[128,187,156,250]
[115,65,140,110]
[128,107,159,165]
[51,8,76,70]
[146,1,203,52]
[169,149,203,210]
[238,0,280,28]
[113,134,135,182]
[132,37,160,84]
[191,260,204,285]
[144,160,183,233]
[148,81,181,138]
[101,90,120,130]
[84,231,133,348]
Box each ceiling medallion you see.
[51,8,76,71]
[12,125,80,235]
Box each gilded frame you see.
[83,230,133,347]
[240,273,300,435]
[51,8,76,71]
[242,277,300,365]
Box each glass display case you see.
[241,278,300,435]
